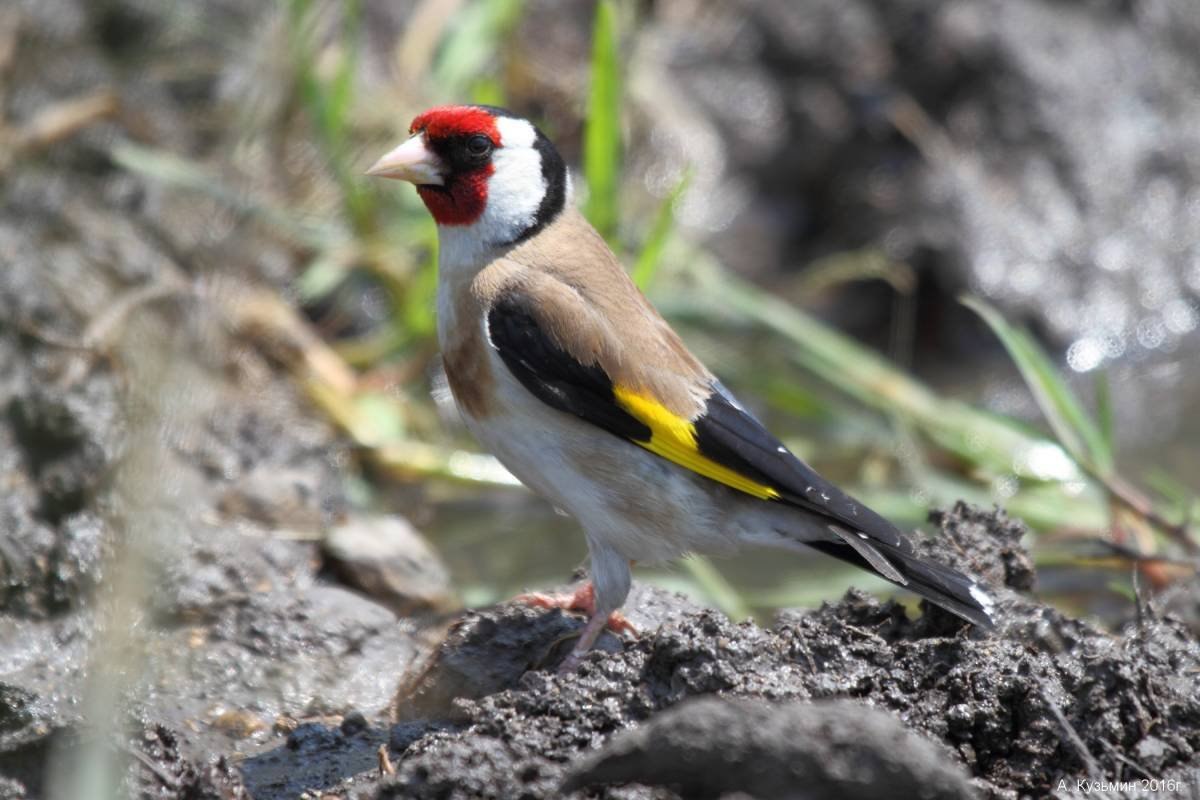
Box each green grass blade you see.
[677,261,1085,485]
[287,0,373,233]
[963,296,1114,476]
[632,169,690,289]
[326,0,361,142]
[434,0,525,94]
[399,222,441,340]
[583,0,621,241]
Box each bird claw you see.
[514,582,637,637]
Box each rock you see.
[139,583,421,758]
[322,515,457,618]
[561,696,978,799]
[175,397,347,537]
[150,523,317,623]
[215,465,331,533]
[211,709,268,741]
[1135,736,1170,773]
[46,511,107,612]
[340,710,368,737]
[0,117,426,792]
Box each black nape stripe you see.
[488,292,650,442]
[514,130,567,243]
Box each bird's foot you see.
[515,582,637,673]
[515,582,637,637]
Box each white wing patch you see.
[969,583,997,617]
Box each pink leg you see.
[555,611,613,673]
[514,582,638,672]
[514,582,636,636]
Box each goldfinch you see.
[367,105,995,670]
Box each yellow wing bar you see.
[613,386,779,500]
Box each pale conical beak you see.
[365,135,444,185]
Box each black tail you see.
[807,539,996,628]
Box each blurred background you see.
[2,0,1200,791]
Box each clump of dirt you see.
[561,696,977,800]
[375,505,1200,800]
[923,502,1037,592]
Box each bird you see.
[366,104,995,671]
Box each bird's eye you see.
[466,135,492,157]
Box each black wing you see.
[486,291,651,443]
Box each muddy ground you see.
[4,242,1197,799]
[368,504,1200,800]
[1,265,1198,800]
[3,0,1200,798]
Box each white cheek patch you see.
[473,117,546,245]
[496,116,537,148]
